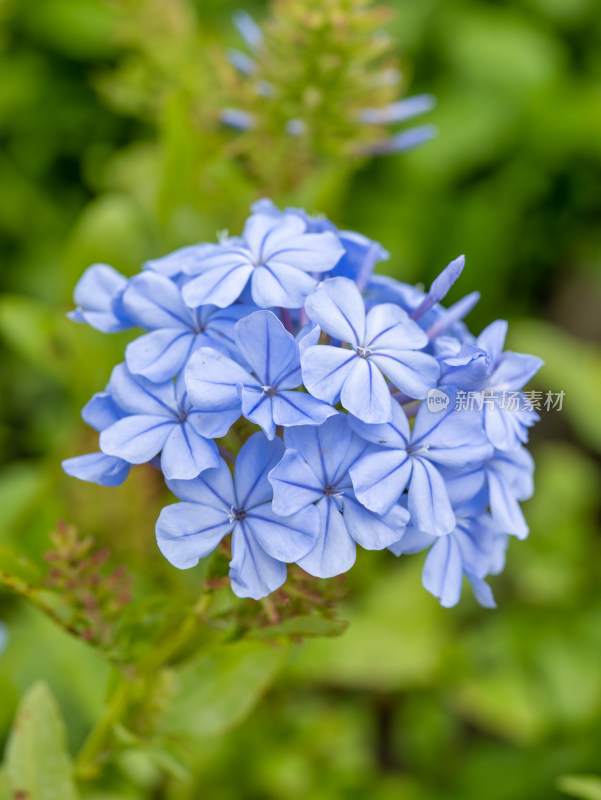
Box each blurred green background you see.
[1,0,601,798]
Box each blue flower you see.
[390,497,507,608]
[121,271,251,383]
[268,415,409,578]
[348,396,492,535]
[156,433,319,599]
[62,391,131,487]
[438,320,544,450]
[443,445,534,539]
[184,311,336,439]
[99,365,228,481]
[180,213,345,309]
[249,198,390,285]
[68,263,133,333]
[301,277,440,423]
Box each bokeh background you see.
[1,0,601,798]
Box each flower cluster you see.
[220,2,436,182]
[64,200,542,606]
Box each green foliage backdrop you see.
[1,0,600,797]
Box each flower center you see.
[355,345,372,359]
[322,484,342,498]
[262,385,278,397]
[229,506,247,523]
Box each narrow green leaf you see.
[162,639,286,740]
[557,775,601,800]
[4,682,79,800]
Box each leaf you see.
[557,775,601,800]
[4,682,79,800]
[509,320,601,453]
[251,614,348,640]
[161,639,286,741]
[0,544,42,587]
[0,294,74,383]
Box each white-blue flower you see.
[121,271,251,384]
[348,396,493,536]
[156,433,319,599]
[185,311,336,439]
[99,365,228,481]
[301,277,440,423]
[269,415,409,578]
[181,213,345,309]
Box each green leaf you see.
[509,320,601,453]
[4,682,79,800]
[557,775,601,800]
[161,639,287,741]
[251,614,347,640]
[0,544,42,587]
[0,294,74,383]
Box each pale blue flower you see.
[269,415,409,578]
[121,271,251,383]
[156,433,318,599]
[68,263,133,333]
[181,213,345,309]
[99,365,227,481]
[62,391,131,487]
[348,396,492,535]
[185,311,335,439]
[301,277,440,422]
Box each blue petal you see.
[251,263,318,308]
[477,320,508,366]
[408,457,455,535]
[234,310,297,385]
[348,448,411,515]
[126,328,195,383]
[297,498,357,578]
[487,469,529,539]
[245,503,319,562]
[239,386,277,440]
[269,448,323,515]
[182,261,254,308]
[342,494,408,550]
[122,271,191,330]
[272,391,336,428]
[234,432,285,509]
[422,535,464,607]
[467,574,497,608]
[160,423,220,481]
[301,345,357,405]
[283,415,353,487]
[100,415,174,464]
[264,231,345,273]
[81,392,124,432]
[62,452,130,487]
[108,363,176,416]
[365,303,428,350]
[370,349,440,399]
[156,502,231,569]
[233,10,263,49]
[340,357,392,423]
[143,244,220,277]
[186,406,241,439]
[70,264,131,333]
[489,352,544,390]
[229,525,287,599]
[304,277,365,345]
[185,347,251,410]
[388,525,436,556]
[166,459,236,509]
[347,401,410,448]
